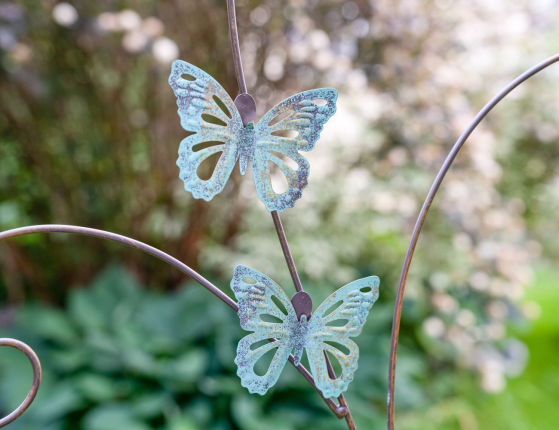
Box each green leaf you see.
[83,404,151,430]
[50,348,87,372]
[164,349,208,383]
[18,305,78,344]
[130,393,168,419]
[30,382,86,422]
[168,415,199,430]
[68,289,107,330]
[73,374,117,402]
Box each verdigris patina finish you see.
[230,265,379,398]
[168,60,338,212]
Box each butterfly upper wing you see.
[306,276,379,398]
[252,89,338,212]
[255,89,338,152]
[230,265,297,395]
[169,60,243,201]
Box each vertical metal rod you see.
[271,211,304,293]
[226,0,247,94]
[224,0,356,426]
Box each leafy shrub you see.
[1,1,557,427]
[0,265,399,429]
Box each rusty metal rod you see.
[226,0,247,95]
[0,224,343,416]
[271,211,304,293]
[270,213,354,423]
[224,0,354,424]
[0,224,237,310]
[0,338,41,428]
[225,0,305,296]
[387,52,559,429]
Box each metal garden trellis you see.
[0,1,558,429]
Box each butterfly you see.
[168,60,338,212]
[230,265,379,398]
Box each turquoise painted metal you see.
[230,265,379,398]
[169,60,338,212]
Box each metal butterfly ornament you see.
[168,60,379,399]
[168,60,338,212]
[231,265,380,398]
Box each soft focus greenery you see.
[1,266,558,429]
[1,0,559,429]
[0,266,392,429]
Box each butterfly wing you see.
[230,265,297,395]
[169,60,243,201]
[306,276,379,398]
[252,89,338,212]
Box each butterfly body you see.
[237,122,255,175]
[231,265,379,397]
[169,60,338,212]
[286,313,310,366]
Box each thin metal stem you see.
[271,211,304,293]
[272,211,355,422]
[224,0,355,425]
[386,53,559,429]
[0,224,342,416]
[226,0,247,94]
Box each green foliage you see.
[397,264,559,429]
[3,265,555,429]
[2,0,559,428]
[0,266,398,429]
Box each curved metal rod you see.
[0,224,345,418]
[0,339,42,428]
[387,52,559,429]
[0,224,237,310]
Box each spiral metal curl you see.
[0,339,42,428]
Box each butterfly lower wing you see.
[252,89,338,212]
[306,336,360,398]
[177,134,238,201]
[230,265,297,394]
[235,333,292,395]
[306,276,380,398]
[252,146,310,212]
[169,60,243,201]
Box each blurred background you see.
[1,0,559,429]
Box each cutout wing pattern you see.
[169,60,338,211]
[169,61,243,201]
[231,265,379,397]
